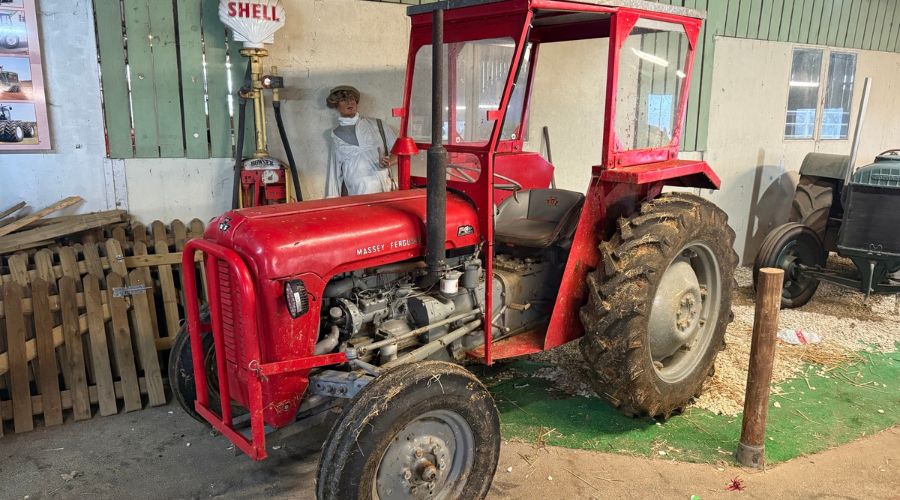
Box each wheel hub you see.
[375,410,473,499]
[649,259,703,360]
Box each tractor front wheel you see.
[317,361,500,500]
[168,306,224,425]
[580,193,737,418]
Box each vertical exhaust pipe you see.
[423,8,447,288]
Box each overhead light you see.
[676,70,686,79]
[631,47,669,67]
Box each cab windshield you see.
[408,37,516,147]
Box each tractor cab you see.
[177,2,736,494]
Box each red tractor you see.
[171,1,737,497]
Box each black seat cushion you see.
[495,189,585,248]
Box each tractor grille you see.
[217,259,242,366]
[840,185,900,254]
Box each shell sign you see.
[219,0,286,48]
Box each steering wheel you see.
[446,163,523,192]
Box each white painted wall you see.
[0,0,112,216]
[262,0,410,200]
[703,37,900,262]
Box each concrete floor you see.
[1,404,897,499]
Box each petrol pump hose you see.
[272,100,303,201]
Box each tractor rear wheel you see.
[580,193,737,418]
[790,176,833,241]
[317,361,500,500]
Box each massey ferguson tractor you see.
[172,1,737,497]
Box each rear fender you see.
[597,160,720,189]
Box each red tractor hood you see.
[204,189,481,280]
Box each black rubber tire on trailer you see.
[317,361,501,500]
[579,193,738,419]
[168,306,222,425]
[789,176,834,241]
[754,222,825,309]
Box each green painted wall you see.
[93,0,253,159]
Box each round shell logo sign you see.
[219,0,286,48]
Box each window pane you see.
[408,38,516,146]
[501,43,532,141]
[785,48,823,139]
[819,52,856,140]
[614,19,689,151]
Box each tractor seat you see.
[495,189,585,248]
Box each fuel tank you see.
[206,188,481,279]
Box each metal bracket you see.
[112,284,149,298]
[309,370,373,399]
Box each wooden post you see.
[736,267,784,468]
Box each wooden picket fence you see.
[0,219,208,436]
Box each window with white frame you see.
[784,48,857,140]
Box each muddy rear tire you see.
[317,361,500,500]
[580,193,737,418]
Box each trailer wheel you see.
[754,222,825,308]
[580,193,737,418]
[317,361,500,500]
[790,176,834,241]
[168,306,222,425]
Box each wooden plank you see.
[881,0,899,51]
[155,241,181,339]
[787,0,804,41]
[797,0,815,42]
[888,1,900,51]
[132,241,161,340]
[107,273,142,412]
[105,239,128,277]
[696,0,726,151]
[19,210,127,231]
[0,196,82,239]
[172,220,188,251]
[758,0,775,39]
[60,277,91,421]
[0,378,152,420]
[189,219,205,239]
[32,278,63,426]
[83,275,117,416]
[111,226,127,245]
[810,0,828,44]
[777,0,795,41]
[132,222,147,244]
[870,0,889,50]
[839,0,858,46]
[827,0,846,46]
[147,0,185,157]
[861,0,881,49]
[745,0,762,39]
[189,218,209,302]
[122,0,161,157]
[83,243,105,279]
[724,0,740,37]
[128,271,166,406]
[682,0,702,151]
[93,0,134,158]
[151,220,168,245]
[850,0,870,48]
[4,283,33,432]
[58,246,80,279]
[33,249,55,282]
[7,254,29,285]
[203,0,233,158]
[176,0,210,159]
[0,201,26,221]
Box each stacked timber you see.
[0,216,209,435]
[0,197,130,254]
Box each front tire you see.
[580,193,737,418]
[754,222,825,308]
[317,361,501,500]
[168,307,223,425]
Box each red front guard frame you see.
[182,240,347,461]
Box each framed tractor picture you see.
[0,0,48,150]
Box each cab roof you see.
[408,0,705,19]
